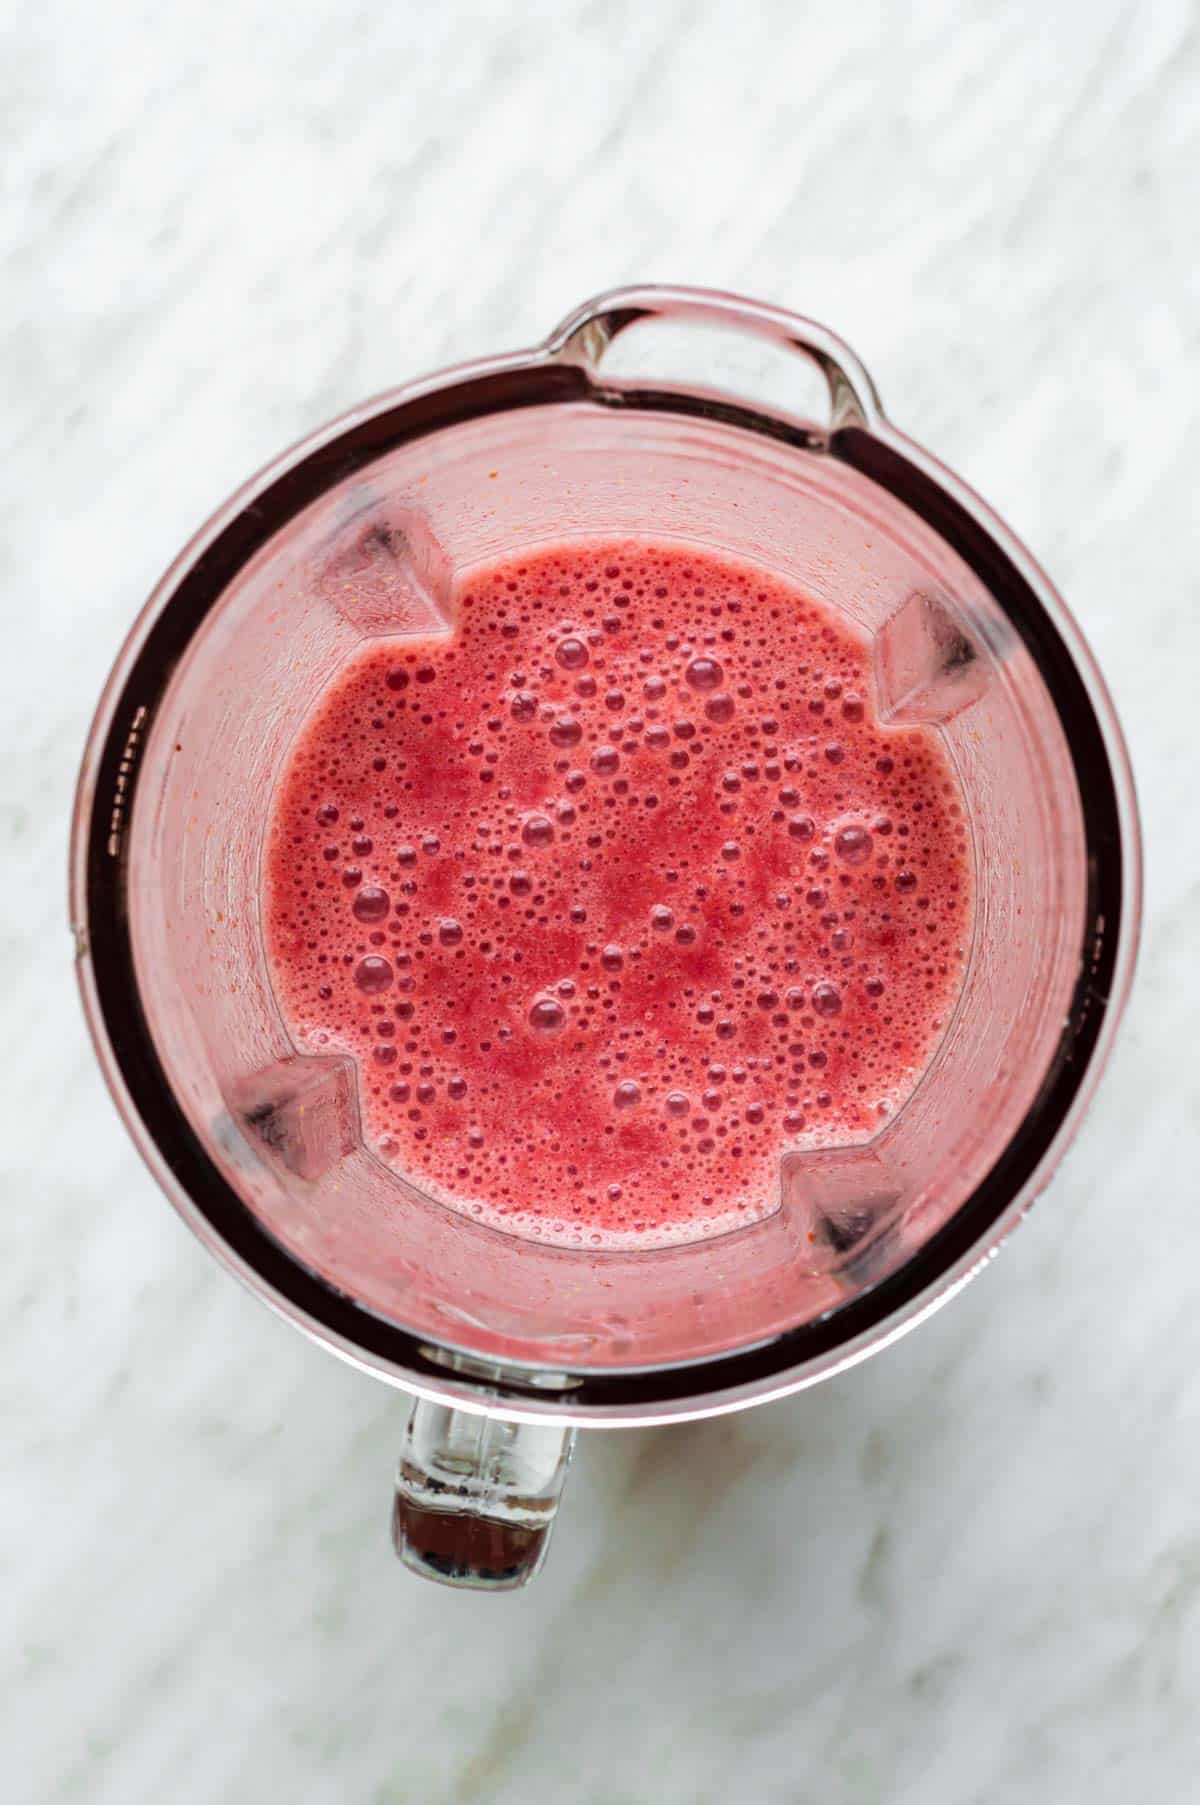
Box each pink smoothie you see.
[265,540,972,1247]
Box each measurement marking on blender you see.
[107,704,147,857]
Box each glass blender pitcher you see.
[71,287,1140,1589]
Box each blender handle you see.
[544,283,883,432]
[391,1396,576,1591]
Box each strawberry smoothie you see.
[265,539,972,1248]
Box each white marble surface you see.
[4,1,1198,1799]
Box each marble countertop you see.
[5,1,1197,1799]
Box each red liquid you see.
[265,540,972,1247]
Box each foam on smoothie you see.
[265,539,972,1248]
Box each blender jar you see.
[71,287,1140,1589]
